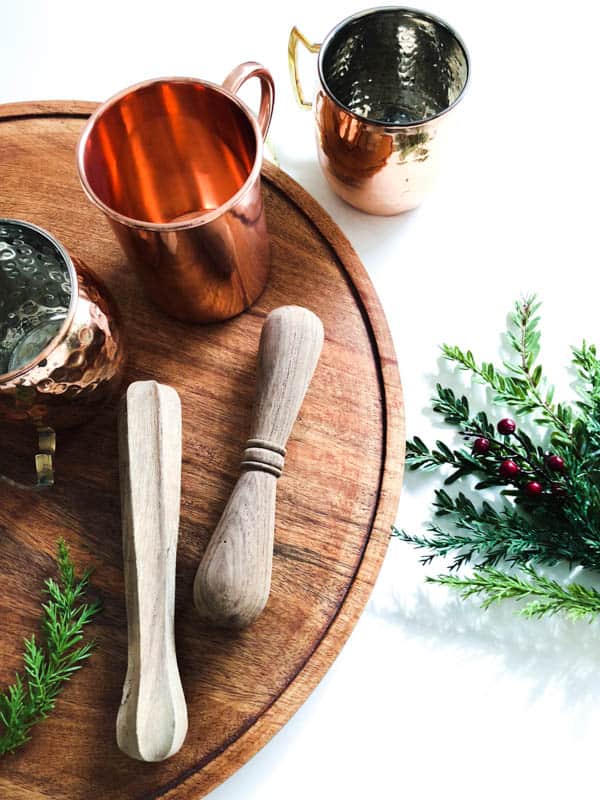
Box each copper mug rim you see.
[0,217,78,383]
[316,5,471,129]
[76,75,267,233]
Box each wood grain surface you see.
[0,101,405,799]
[194,306,325,629]
[118,381,188,762]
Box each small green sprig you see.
[0,540,101,755]
[429,566,600,621]
[441,296,573,437]
[395,489,590,571]
[400,296,600,619]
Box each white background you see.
[3,1,600,798]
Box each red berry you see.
[497,418,516,435]
[499,459,520,479]
[524,481,543,497]
[473,437,491,455]
[551,482,567,498]
[546,454,565,472]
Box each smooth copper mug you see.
[289,8,469,215]
[77,63,275,323]
[0,219,125,489]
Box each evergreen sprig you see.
[395,489,589,570]
[398,296,600,619]
[0,540,101,755]
[441,297,573,436]
[429,566,600,621]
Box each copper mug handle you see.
[288,27,321,109]
[0,427,55,491]
[222,61,275,138]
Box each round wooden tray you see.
[0,102,404,799]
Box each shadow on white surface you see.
[372,556,600,717]
[278,152,420,248]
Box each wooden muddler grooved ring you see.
[193,305,324,629]
[241,439,286,478]
[117,381,188,762]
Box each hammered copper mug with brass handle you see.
[0,219,126,489]
[77,62,275,323]
[289,7,469,214]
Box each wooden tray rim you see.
[0,101,405,799]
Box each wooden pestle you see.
[117,381,188,762]
[194,305,324,629]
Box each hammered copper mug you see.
[0,219,126,489]
[289,7,469,214]
[77,63,275,323]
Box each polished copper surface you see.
[77,64,275,323]
[314,91,451,214]
[289,8,469,215]
[0,219,126,487]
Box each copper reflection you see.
[289,9,469,215]
[315,91,441,215]
[77,64,275,323]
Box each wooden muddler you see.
[193,305,324,629]
[117,381,188,762]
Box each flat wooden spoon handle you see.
[117,381,188,762]
[194,306,324,628]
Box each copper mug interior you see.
[77,64,275,323]
[81,81,257,224]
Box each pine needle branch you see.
[394,487,599,571]
[428,566,600,620]
[441,295,572,435]
[0,540,101,756]
[399,296,600,619]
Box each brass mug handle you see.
[222,61,275,139]
[288,27,321,109]
[0,427,55,491]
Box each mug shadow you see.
[278,152,419,255]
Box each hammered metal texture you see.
[0,221,71,375]
[321,8,468,125]
[0,222,126,430]
[312,8,468,214]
